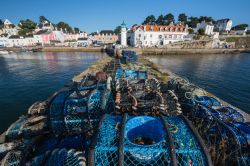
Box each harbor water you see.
[149,53,250,115]
[0,52,104,133]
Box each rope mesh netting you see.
[1,151,22,166]
[45,149,85,166]
[189,105,249,165]
[121,50,138,64]
[93,115,208,166]
[49,85,114,136]
[50,91,70,135]
[164,116,207,166]
[105,59,122,76]
[94,115,121,165]
[5,117,27,140]
[123,116,171,166]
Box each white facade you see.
[128,25,189,47]
[77,37,92,47]
[232,27,248,35]
[35,21,54,32]
[1,19,18,36]
[196,21,214,35]
[8,37,26,47]
[121,22,127,47]
[33,35,43,44]
[64,32,88,41]
[1,35,37,47]
[214,19,233,32]
[0,37,10,47]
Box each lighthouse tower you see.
[121,21,127,47]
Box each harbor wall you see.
[122,48,250,55]
[2,46,250,55]
[42,47,104,52]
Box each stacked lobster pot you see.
[0,72,115,166]
[120,50,138,64]
[167,76,250,165]
[49,74,114,137]
[0,101,49,164]
[88,114,211,166]
[115,69,182,116]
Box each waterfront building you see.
[196,21,214,35]
[34,30,65,46]
[24,35,37,47]
[214,19,233,32]
[35,20,54,32]
[230,27,248,36]
[77,37,92,47]
[121,21,127,47]
[7,35,27,47]
[1,19,18,36]
[93,30,118,44]
[127,24,189,47]
[64,31,88,42]
[0,36,9,47]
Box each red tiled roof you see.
[132,25,187,32]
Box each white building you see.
[231,27,248,36]
[7,35,26,47]
[64,31,88,41]
[127,24,189,47]
[0,37,10,47]
[77,37,92,47]
[196,21,214,35]
[121,21,127,47]
[214,19,233,32]
[35,21,54,32]
[1,19,18,36]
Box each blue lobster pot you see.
[124,116,165,162]
[194,96,221,107]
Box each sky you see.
[1,0,250,33]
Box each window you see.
[138,34,141,38]
[150,34,152,38]
[159,35,162,39]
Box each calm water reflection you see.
[149,53,250,114]
[0,52,104,132]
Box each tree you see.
[19,19,36,31]
[74,27,80,33]
[232,24,248,30]
[188,16,199,28]
[0,19,4,29]
[198,29,205,35]
[39,16,49,23]
[156,15,164,25]
[198,16,214,23]
[17,19,36,36]
[18,29,29,36]
[114,26,122,35]
[57,22,73,33]
[188,28,194,34]
[142,15,156,25]
[164,13,175,25]
[178,13,187,24]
